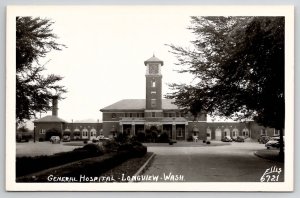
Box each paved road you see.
[142,142,284,182]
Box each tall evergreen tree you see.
[16,17,67,124]
[167,17,284,156]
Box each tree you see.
[16,17,67,124]
[167,17,284,156]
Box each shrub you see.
[92,139,98,143]
[132,145,147,157]
[114,132,129,144]
[187,136,193,142]
[75,143,105,154]
[203,140,206,143]
[63,131,71,136]
[16,148,103,177]
[158,132,169,143]
[136,132,146,142]
[206,141,211,144]
[103,140,120,152]
[73,132,80,136]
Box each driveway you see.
[142,142,284,182]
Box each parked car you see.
[50,136,61,144]
[258,135,270,144]
[169,139,177,145]
[62,135,71,142]
[221,136,232,142]
[16,133,31,143]
[235,136,245,142]
[97,135,110,140]
[265,136,284,149]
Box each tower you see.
[144,54,163,110]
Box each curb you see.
[129,153,155,183]
[253,151,284,162]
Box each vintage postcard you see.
[6,5,294,191]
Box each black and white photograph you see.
[6,5,294,191]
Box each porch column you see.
[172,124,176,140]
[132,123,135,136]
[185,124,188,141]
[120,123,123,134]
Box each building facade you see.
[33,97,102,141]
[100,55,279,141]
[33,55,280,142]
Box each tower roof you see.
[144,55,164,66]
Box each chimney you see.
[52,96,58,116]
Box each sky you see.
[23,6,196,125]
[9,5,293,130]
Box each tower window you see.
[151,99,156,107]
[152,81,156,87]
[111,113,116,119]
[151,91,156,94]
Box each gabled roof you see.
[100,99,179,111]
[144,55,164,66]
[33,115,67,123]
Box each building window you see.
[152,81,156,87]
[176,112,180,117]
[151,99,156,107]
[137,113,140,118]
[40,129,46,134]
[177,128,183,137]
[274,130,280,136]
[82,130,88,137]
[124,113,128,117]
[243,129,250,136]
[141,113,144,117]
[111,113,116,119]
[169,113,174,117]
[129,113,133,117]
[261,129,266,135]
[151,91,156,94]
[152,112,156,117]
[164,113,168,117]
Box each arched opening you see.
[232,128,239,138]
[207,128,211,140]
[215,128,222,141]
[224,128,230,137]
[90,128,97,140]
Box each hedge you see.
[16,144,147,182]
[16,144,104,177]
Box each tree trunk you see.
[279,128,284,160]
